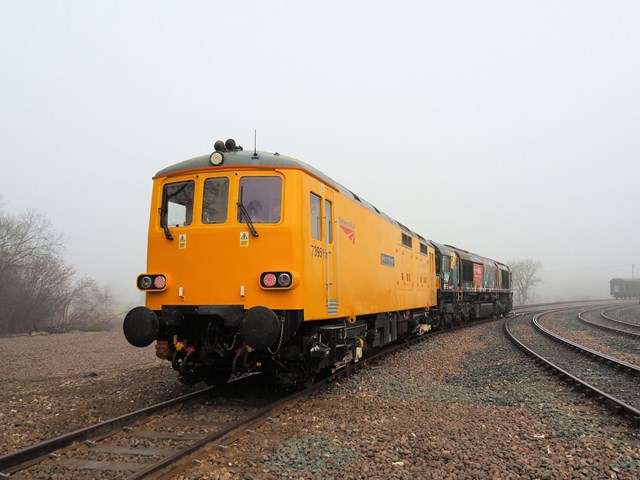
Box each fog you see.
[1,1,638,305]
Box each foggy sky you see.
[1,1,638,305]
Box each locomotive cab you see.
[124,146,308,385]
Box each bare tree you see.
[0,209,65,275]
[0,206,70,333]
[6,255,75,333]
[0,203,119,334]
[62,278,121,331]
[509,258,543,306]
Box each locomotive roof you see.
[156,148,507,269]
[430,241,510,271]
[155,150,340,189]
[155,149,425,239]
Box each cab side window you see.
[442,256,451,277]
[325,199,333,244]
[310,193,321,240]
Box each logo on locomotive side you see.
[381,253,395,267]
[338,218,356,244]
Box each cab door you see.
[322,187,338,316]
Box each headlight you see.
[209,151,224,166]
[278,273,292,287]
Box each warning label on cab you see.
[240,232,249,247]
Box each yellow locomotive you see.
[123,139,511,387]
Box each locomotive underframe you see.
[436,290,512,328]
[151,304,438,387]
[145,290,512,387]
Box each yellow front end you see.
[144,168,303,314]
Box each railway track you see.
[505,309,640,422]
[511,299,634,316]
[578,305,640,338]
[2,316,500,479]
[0,381,274,479]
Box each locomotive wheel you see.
[431,317,443,331]
[443,313,453,330]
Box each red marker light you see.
[262,273,277,287]
[154,275,166,289]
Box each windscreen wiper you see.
[158,207,174,241]
[237,201,259,237]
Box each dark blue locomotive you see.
[610,278,640,299]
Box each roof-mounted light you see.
[225,138,236,150]
[209,151,224,166]
[210,138,243,165]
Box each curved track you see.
[505,309,640,421]
[578,306,640,338]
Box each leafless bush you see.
[63,278,121,332]
[0,202,120,334]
